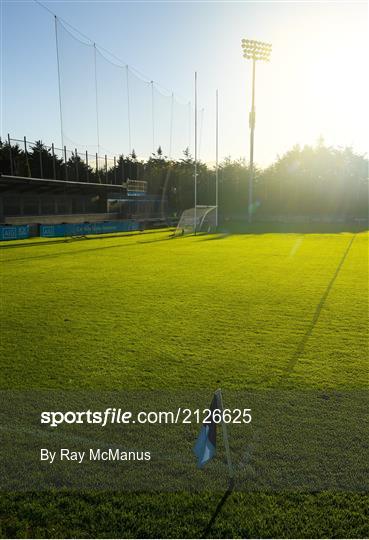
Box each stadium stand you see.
[0,175,165,239]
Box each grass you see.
[0,229,368,537]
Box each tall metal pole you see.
[125,66,132,155]
[248,58,256,224]
[51,142,56,180]
[169,92,174,159]
[64,146,68,181]
[75,148,79,181]
[86,151,89,182]
[8,134,13,176]
[194,71,198,235]
[188,101,192,153]
[242,39,271,222]
[54,16,64,152]
[93,43,100,156]
[151,81,155,154]
[215,89,219,228]
[25,136,31,177]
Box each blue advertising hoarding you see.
[0,225,30,241]
[40,220,139,238]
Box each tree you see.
[1,136,367,221]
[0,140,27,176]
[67,151,94,182]
[28,141,62,180]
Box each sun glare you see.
[283,6,367,151]
[223,3,368,165]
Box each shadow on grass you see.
[0,229,170,250]
[221,220,368,235]
[136,235,175,245]
[282,234,357,379]
[136,231,229,244]
[1,238,172,264]
[2,222,366,251]
[202,483,234,538]
[198,233,230,242]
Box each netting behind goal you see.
[175,206,217,235]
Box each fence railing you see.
[0,134,146,190]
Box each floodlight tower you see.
[241,39,272,223]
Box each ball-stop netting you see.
[56,18,192,165]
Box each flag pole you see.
[215,89,219,229]
[194,71,198,235]
[215,388,234,487]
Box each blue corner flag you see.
[193,393,219,468]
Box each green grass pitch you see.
[0,230,368,537]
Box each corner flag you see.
[193,393,219,468]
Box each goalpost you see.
[174,78,219,237]
[175,205,217,235]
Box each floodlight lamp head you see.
[241,38,272,61]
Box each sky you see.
[1,0,368,166]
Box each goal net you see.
[175,206,217,235]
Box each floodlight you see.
[241,37,272,223]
